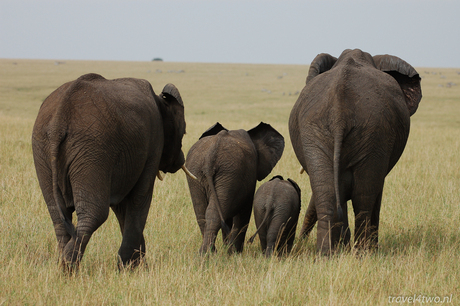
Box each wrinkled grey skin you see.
[32,73,187,271]
[289,49,422,255]
[248,176,301,257]
[185,122,285,255]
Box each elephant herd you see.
[31,49,422,271]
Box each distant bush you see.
[152,58,163,62]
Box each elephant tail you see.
[50,138,76,239]
[205,169,231,236]
[248,201,273,244]
[333,130,344,222]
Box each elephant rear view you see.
[248,176,301,257]
[32,73,194,271]
[185,122,284,255]
[289,49,422,255]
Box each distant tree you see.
[152,58,163,62]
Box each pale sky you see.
[1,0,459,68]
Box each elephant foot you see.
[199,244,217,256]
[117,256,148,271]
[59,259,80,275]
[263,247,274,258]
[117,248,147,271]
[60,241,85,274]
[299,223,316,240]
[353,239,379,254]
[226,243,245,255]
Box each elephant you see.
[248,175,301,257]
[185,122,285,255]
[288,49,422,255]
[32,73,196,271]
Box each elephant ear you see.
[199,122,228,139]
[161,83,184,107]
[156,83,186,173]
[306,53,337,84]
[373,55,422,116]
[287,178,301,207]
[269,175,284,182]
[248,122,285,181]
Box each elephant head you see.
[305,50,422,117]
[155,83,186,174]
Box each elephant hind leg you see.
[284,220,299,255]
[112,198,150,269]
[200,226,219,255]
[352,191,382,251]
[200,207,221,255]
[35,160,73,254]
[61,175,112,271]
[61,232,92,273]
[265,222,287,257]
[257,227,268,254]
[370,192,382,248]
[227,204,252,254]
[300,198,317,239]
[113,166,156,269]
[61,205,109,272]
[222,218,233,245]
[48,202,73,253]
[188,180,208,238]
[305,195,350,251]
[271,221,298,257]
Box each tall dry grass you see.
[0,59,459,305]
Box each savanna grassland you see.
[0,58,459,305]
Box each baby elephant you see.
[248,176,301,257]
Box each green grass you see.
[1,59,459,305]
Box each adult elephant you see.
[185,122,285,255]
[248,175,301,257]
[32,73,195,271]
[289,49,422,255]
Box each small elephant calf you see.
[248,176,301,257]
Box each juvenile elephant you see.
[185,122,284,255]
[289,49,422,255]
[248,176,301,257]
[32,73,195,271]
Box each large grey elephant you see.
[32,73,195,271]
[248,175,301,257]
[289,49,422,255]
[185,122,285,255]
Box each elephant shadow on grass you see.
[378,224,460,257]
[291,202,459,258]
